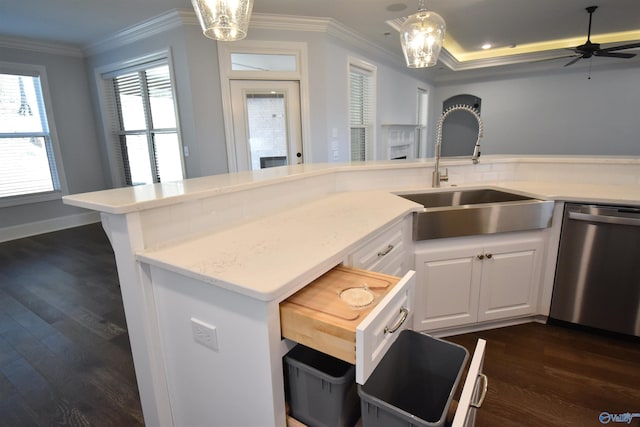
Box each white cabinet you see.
[415,244,481,330]
[414,233,544,331]
[348,217,411,277]
[477,238,543,322]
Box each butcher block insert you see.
[280,265,407,365]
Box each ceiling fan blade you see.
[595,51,636,59]
[531,54,579,64]
[564,56,583,67]
[597,42,640,53]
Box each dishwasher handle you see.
[568,209,640,227]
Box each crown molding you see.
[250,13,331,33]
[84,9,196,56]
[82,10,405,67]
[250,13,403,65]
[0,35,84,58]
[439,48,591,71]
[323,18,403,64]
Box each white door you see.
[229,80,303,171]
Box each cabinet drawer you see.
[349,223,405,273]
[280,266,415,384]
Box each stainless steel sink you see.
[397,189,554,240]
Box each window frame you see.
[348,57,377,162]
[416,87,429,158]
[0,61,68,208]
[95,50,185,187]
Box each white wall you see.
[320,30,434,162]
[0,44,106,238]
[85,24,228,181]
[433,65,640,157]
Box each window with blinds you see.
[106,61,183,186]
[0,69,61,199]
[349,64,375,161]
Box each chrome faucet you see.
[432,104,484,187]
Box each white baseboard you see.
[424,316,541,339]
[0,211,101,243]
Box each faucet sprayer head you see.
[436,103,484,166]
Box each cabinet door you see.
[414,246,482,330]
[477,238,543,322]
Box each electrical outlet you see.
[191,318,219,351]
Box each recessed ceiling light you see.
[481,43,492,50]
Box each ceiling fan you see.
[563,5,640,67]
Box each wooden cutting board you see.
[280,265,401,364]
[285,266,393,320]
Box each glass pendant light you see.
[400,0,446,68]
[191,0,254,41]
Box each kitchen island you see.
[63,155,640,426]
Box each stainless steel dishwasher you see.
[550,203,640,338]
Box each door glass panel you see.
[245,93,288,170]
[229,80,302,172]
[231,53,297,72]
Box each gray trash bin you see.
[358,330,469,427]
[285,344,360,427]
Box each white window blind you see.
[0,71,60,198]
[105,61,183,186]
[349,65,374,161]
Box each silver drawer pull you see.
[377,244,394,257]
[384,307,409,334]
[470,373,488,409]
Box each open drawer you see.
[280,266,415,384]
[452,338,488,427]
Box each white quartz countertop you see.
[136,191,422,301]
[492,181,640,206]
[63,156,640,214]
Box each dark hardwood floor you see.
[448,323,640,427]
[0,224,143,427]
[1,224,638,427]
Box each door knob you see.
[477,254,485,260]
[486,253,492,259]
